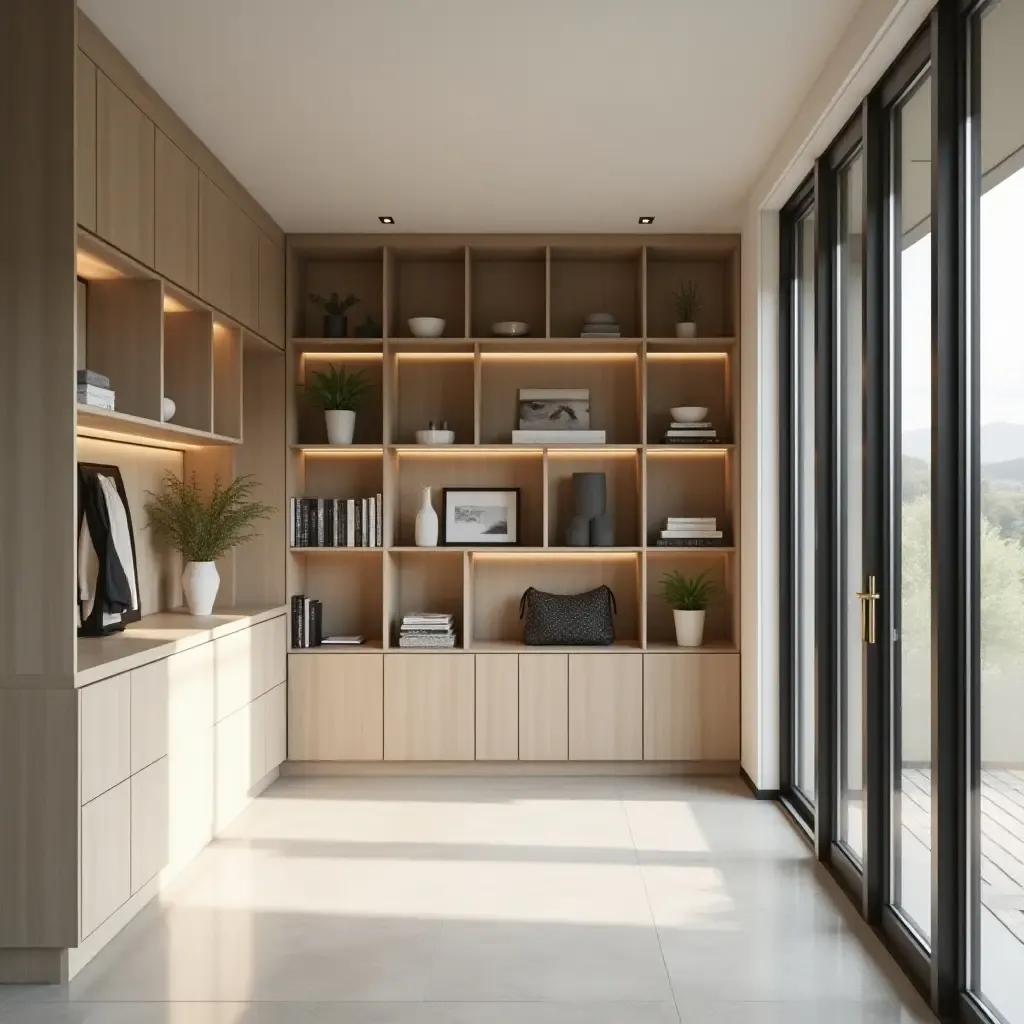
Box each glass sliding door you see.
[969,1,1024,1019]
[889,70,934,948]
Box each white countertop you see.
[76,605,286,687]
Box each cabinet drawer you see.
[80,671,131,805]
[167,642,215,749]
[289,654,383,761]
[476,653,518,760]
[131,757,169,894]
[518,654,568,761]
[384,654,474,761]
[81,780,131,939]
[215,626,257,722]
[249,692,267,788]
[131,657,169,773]
[214,704,251,831]
[265,681,287,771]
[264,615,287,693]
[568,653,643,761]
[167,728,213,872]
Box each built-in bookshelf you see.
[285,235,740,654]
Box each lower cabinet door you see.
[475,653,518,760]
[289,653,383,761]
[643,653,740,761]
[384,654,474,761]
[518,653,568,761]
[81,780,131,939]
[214,703,251,830]
[568,653,643,761]
[249,692,267,787]
[167,727,214,872]
[131,757,169,894]
[265,681,287,771]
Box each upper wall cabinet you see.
[96,72,155,265]
[76,51,97,231]
[200,174,259,330]
[258,232,285,348]
[154,130,199,293]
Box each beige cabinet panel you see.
[199,174,259,327]
[167,727,213,872]
[130,657,169,774]
[130,756,169,894]
[518,654,568,761]
[79,671,130,805]
[258,232,285,347]
[289,654,383,761]
[154,129,199,292]
[249,692,267,788]
[167,642,215,752]
[265,681,287,771]
[76,50,96,230]
[96,72,154,265]
[260,615,287,695]
[233,209,260,331]
[214,703,252,831]
[214,626,257,722]
[81,780,130,939]
[384,654,474,761]
[475,653,518,760]
[643,653,740,761]
[568,653,643,761]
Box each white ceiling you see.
[80,0,863,234]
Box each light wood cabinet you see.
[258,232,285,347]
[131,657,169,774]
[289,653,383,761]
[167,642,215,752]
[476,653,518,760]
[80,671,130,805]
[81,780,130,939]
[167,727,214,873]
[384,654,474,761]
[76,50,96,230]
[643,653,740,761]
[96,72,154,265]
[214,703,251,830]
[260,615,287,696]
[568,653,643,761]
[200,174,259,329]
[214,626,257,722]
[265,681,287,771]
[130,756,169,894]
[518,653,568,761]
[154,129,199,292]
[249,692,267,787]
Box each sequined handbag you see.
[518,585,617,646]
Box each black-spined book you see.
[654,538,728,547]
[310,599,323,646]
[291,594,304,647]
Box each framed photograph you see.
[442,488,520,546]
[518,388,590,431]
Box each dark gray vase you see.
[565,472,608,547]
[591,511,615,546]
[323,313,348,338]
[567,515,591,546]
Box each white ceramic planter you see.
[675,321,697,338]
[325,409,356,445]
[183,561,220,616]
[673,608,705,647]
[415,485,439,546]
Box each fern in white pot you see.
[661,569,717,647]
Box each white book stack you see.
[656,517,725,548]
[662,420,717,445]
[398,612,456,648]
[512,430,607,445]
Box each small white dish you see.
[408,317,445,338]
[162,396,176,422]
[585,312,616,325]
[415,429,455,445]
[492,321,529,337]
[670,406,708,423]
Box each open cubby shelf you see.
[286,233,741,654]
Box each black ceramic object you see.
[566,472,612,546]
[591,511,615,547]
[324,313,348,338]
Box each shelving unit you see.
[285,234,740,655]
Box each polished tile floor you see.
[0,775,935,1023]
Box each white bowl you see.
[585,312,616,325]
[408,317,445,338]
[415,429,455,445]
[670,406,708,423]
[492,321,529,337]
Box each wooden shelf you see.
[289,640,385,654]
[291,444,384,453]
[645,641,738,654]
[290,640,736,655]
[646,444,735,452]
[646,337,736,347]
[388,546,641,554]
[646,546,736,554]
[76,405,239,448]
[470,641,643,653]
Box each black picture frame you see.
[441,487,521,546]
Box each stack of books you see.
[512,429,606,445]
[398,612,456,649]
[290,495,382,548]
[662,419,718,445]
[580,313,621,339]
[290,594,323,648]
[77,370,115,411]
[656,517,725,547]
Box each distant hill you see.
[903,422,1024,464]
[982,458,1024,488]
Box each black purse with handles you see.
[518,585,617,646]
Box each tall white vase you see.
[673,608,705,647]
[415,486,439,547]
[325,409,356,445]
[183,561,220,616]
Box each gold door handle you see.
[856,575,880,644]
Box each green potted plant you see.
[660,569,716,647]
[673,281,701,338]
[145,473,274,616]
[310,291,359,338]
[303,363,374,445]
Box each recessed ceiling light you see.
[379,216,395,225]
[639,216,655,225]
